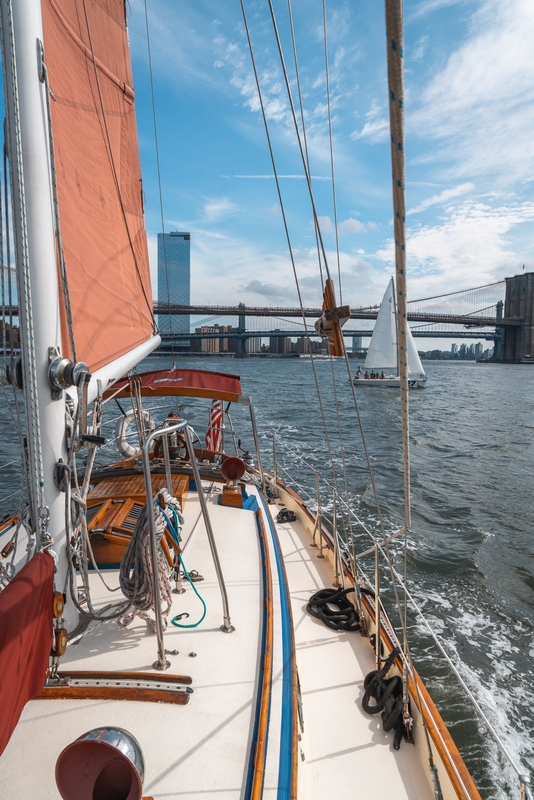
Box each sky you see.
[127,0,534,333]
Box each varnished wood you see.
[88,473,189,506]
[37,685,190,705]
[220,486,243,508]
[360,593,483,800]
[281,478,481,800]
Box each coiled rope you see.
[118,503,172,632]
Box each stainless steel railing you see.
[273,455,532,800]
[142,421,234,671]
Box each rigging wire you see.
[42,60,77,362]
[321,0,343,304]
[285,0,325,291]
[142,0,174,357]
[285,0,353,535]
[239,0,342,493]
[2,148,30,527]
[264,0,390,542]
[266,0,333,287]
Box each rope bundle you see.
[119,503,172,632]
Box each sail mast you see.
[0,0,73,620]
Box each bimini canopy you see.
[105,369,248,404]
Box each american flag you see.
[206,400,223,451]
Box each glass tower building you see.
[158,231,190,339]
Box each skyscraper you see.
[158,231,190,339]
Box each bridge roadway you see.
[162,329,499,342]
[153,303,520,328]
[1,303,518,328]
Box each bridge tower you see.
[235,302,249,357]
[500,272,534,362]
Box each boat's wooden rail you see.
[275,477,483,800]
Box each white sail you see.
[407,326,425,376]
[364,278,397,370]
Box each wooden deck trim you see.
[37,670,193,705]
[278,479,482,800]
[37,685,190,705]
[360,593,482,800]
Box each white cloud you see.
[408,183,474,215]
[376,199,534,296]
[317,216,371,234]
[317,215,334,233]
[339,218,366,233]
[203,197,239,221]
[411,35,429,62]
[410,0,466,20]
[353,100,389,143]
[411,0,534,182]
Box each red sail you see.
[0,552,54,755]
[41,0,154,372]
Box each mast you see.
[0,0,75,625]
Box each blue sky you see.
[128,0,534,317]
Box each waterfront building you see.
[246,337,262,354]
[352,336,363,353]
[269,332,292,353]
[296,337,310,355]
[158,231,190,342]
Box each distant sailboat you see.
[353,278,427,388]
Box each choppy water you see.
[1,356,533,798]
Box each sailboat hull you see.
[353,376,427,388]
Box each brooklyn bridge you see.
[153,273,534,363]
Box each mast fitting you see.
[48,345,90,400]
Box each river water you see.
[0,355,532,798]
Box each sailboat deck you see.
[1,481,434,799]
[271,502,433,800]
[0,486,263,799]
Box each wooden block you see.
[220,486,243,508]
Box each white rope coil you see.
[118,502,172,633]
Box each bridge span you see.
[153,303,520,328]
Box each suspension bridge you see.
[155,278,529,357]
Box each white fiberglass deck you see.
[269,501,433,800]
[1,482,435,799]
[1,485,264,799]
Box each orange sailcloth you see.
[41,0,154,372]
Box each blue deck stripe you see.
[244,509,272,800]
[258,493,295,800]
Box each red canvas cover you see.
[106,368,244,402]
[0,552,54,755]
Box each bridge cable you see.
[407,279,505,306]
[239,0,343,494]
[142,0,173,356]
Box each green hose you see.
[162,504,206,629]
[171,554,207,628]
